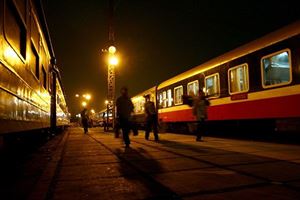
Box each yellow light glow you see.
[105,100,109,104]
[108,55,119,66]
[91,109,95,114]
[82,101,87,107]
[4,47,18,65]
[85,94,91,100]
[75,94,79,97]
[108,46,116,54]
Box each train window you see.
[167,89,173,107]
[187,80,199,96]
[42,66,47,89]
[163,91,167,108]
[205,73,220,98]
[228,64,249,94]
[4,0,27,59]
[30,42,39,79]
[261,49,292,88]
[174,86,183,105]
[159,93,163,107]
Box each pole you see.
[107,0,115,130]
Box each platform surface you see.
[29,127,300,200]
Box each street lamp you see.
[82,101,87,107]
[106,45,118,131]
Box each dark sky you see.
[42,0,300,115]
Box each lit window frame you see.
[228,63,249,95]
[205,73,220,99]
[260,48,292,89]
[173,85,183,106]
[167,89,173,107]
[187,80,199,96]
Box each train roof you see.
[158,20,300,90]
[131,86,156,100]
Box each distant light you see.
[82,101,87,107]
[85,94,91,100]
[91,109,95,114]
[75,94,79,97]
[108,46,116,54]
[105,100,109,104]
[108,55,118,66]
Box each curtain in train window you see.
[174,86,183,105]
[4,1,26,58]
[167,89,172,107]
[163,91,167,108]
[159,93,163,108]
[262,50,291,87]
[229,64,249,94]
[187,80,199,96]
[205,74,220,97]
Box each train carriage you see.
[0,0,69,135]
[155,21,300,134]
[131,86,156,129]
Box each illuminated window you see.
[4,0,26,58]
[159,93,163,107]
[187,80,199,96]
[261,49,292,88]
[163,91,167,108]
[205,73,220,98]
[228,64,249,94]
[174,86,183,105]
[167,89,172,107]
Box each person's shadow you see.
[114,147,181,200]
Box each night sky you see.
[42,0,300,115]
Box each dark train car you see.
[156,21,300,134]
[0,0,69,135]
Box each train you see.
[131,20,300,135]
[0,0,70,137]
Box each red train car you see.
[133,21,300,134]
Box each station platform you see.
[29,127,300,200]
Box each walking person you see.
[144,94,159,141]
[192,90,210,141]
[80,108,89,134]
[116,87,134,147]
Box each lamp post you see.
[107,47,118,130]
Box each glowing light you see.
[82,101,87,107]
[108,46,116,54]
[75,94,79,97]
[85,94,91,100]
[108,55,119,66]
[91,109,95,114]
[105,100,109,105]
[4,47,18,65]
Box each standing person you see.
[116,87,134,147]
[192,90,210,141]
[144,94,159,141]
[80,108,89,134]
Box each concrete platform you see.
[28,127,300,200]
